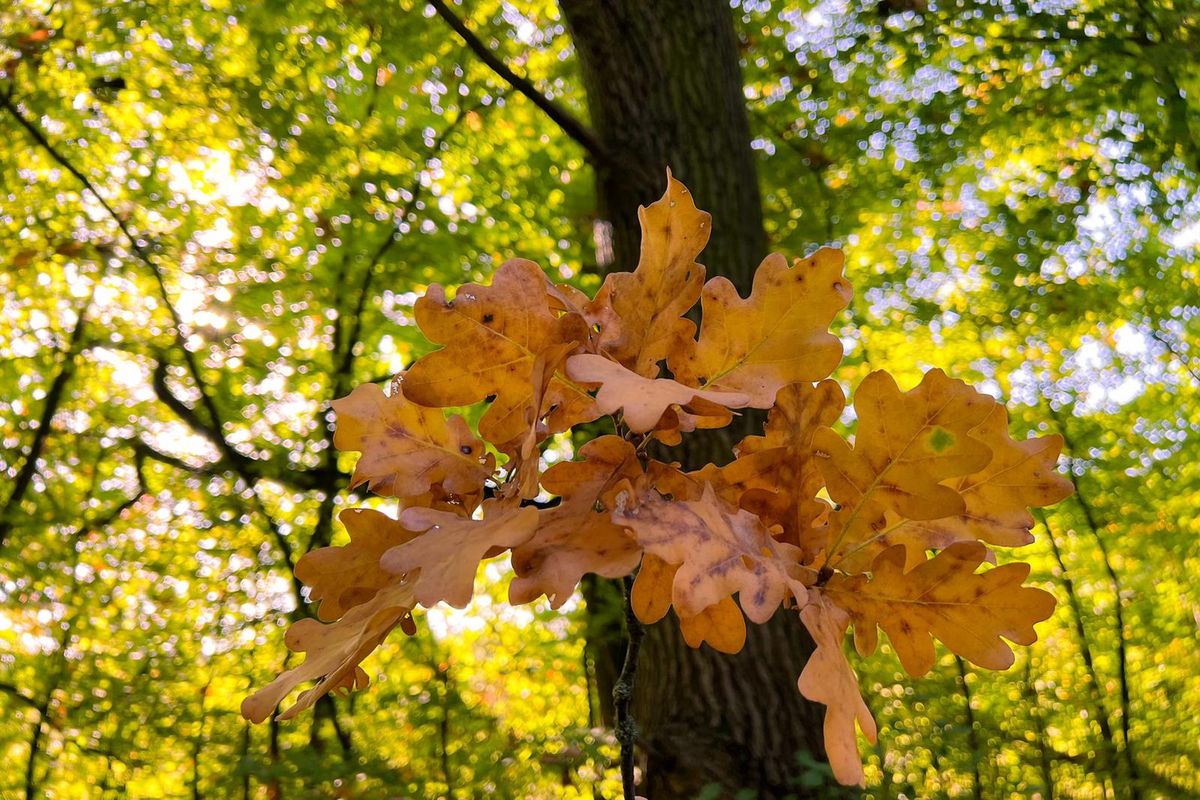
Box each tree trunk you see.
[559,1,831,796]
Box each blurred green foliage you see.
[1,0,1197,797]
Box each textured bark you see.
[560,1,830,796]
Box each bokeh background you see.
[2,0,1198,797]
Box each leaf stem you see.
[613,572,644,799]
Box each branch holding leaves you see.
[241,172,1074,793]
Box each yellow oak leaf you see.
[331,382,493,506]
[586,172,709,377]
[380,500,538,608]
[566,353,750,433]
[825,541,1056,677]
[797,594,877,787]
[630,552,676,624]
[509,436,643,608]
[614,483,806,624]
[402,258,599,447]
[679,596,747,654]
[814,369,997,564]
[670,249,852,405]
[630,554,747,654]
[840,405,1074,570]
[295,508,422,622]
[241,581,415,723]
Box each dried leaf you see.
[825,541,1056,677]
[509,436,643,608]
[670,249,852,405]
[869,405,1073,566]
[586,172,708,377]
[630,554,746,653]
[381,500,538,608]
[614,483,806,625]
[566,353,750,434]
[295,508,421,622]
[332,382,493,506]
[732,380,845,551]
[797,595,877,787]
[815,369,996,563]
[679,596,747,654]
[403,258,599,446]
[242,581,415,723]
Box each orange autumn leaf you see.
[670,249,852,405]
[731,380,845,551]
[679,596,747,654]
[814,369,996,564]
[509,436,643,608]
[825,541,1056,677]
[586,171,708,377]
[614,483,806,625]
[630,552,676,624]
[566,353,750,433]
[797,595,877,787]
[865,405,1074,567]
[381,500,538,609]
[241,581,416,723]
[402,258,598,446]
[331,381,493,506]
[630,554,746,653]
[295,508,422,622]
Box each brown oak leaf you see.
[508,436,643,608]
[731,380,845,552]
[586,171,709,377]
[630,554,747,653]
[295,507,422,622]
[876,405,1073,564]
[814,369,997,565]
[242,581,415,723]
[566,353,750,434]
[614,483,806,624]
[797,594,877,787]
[381,500,538,608]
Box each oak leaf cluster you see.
[243,174,1072,786]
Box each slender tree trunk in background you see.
[559,1,829,796]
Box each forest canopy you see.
[2,0,1198,798]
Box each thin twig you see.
[613,572,644,800]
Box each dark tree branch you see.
[0,90,276,497]
[148,360,335,493]
[0,279,96,549]
[425,0,607,163]
[1049,406,1141,799]
[1036,509,1119,757]
[0,682,39,709]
